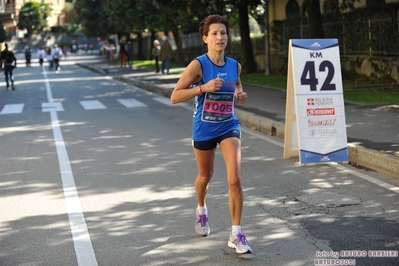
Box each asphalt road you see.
[1,54,399,266]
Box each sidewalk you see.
[81,61,399,179]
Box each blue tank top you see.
[192,54,240,141]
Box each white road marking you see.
[117,98,147,108]
[153,96,175,106]
[0,104,24,115]
[43,67,98,266]
[80,100,106,110]
[42,102,64,112]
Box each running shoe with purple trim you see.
[195,208,210,236]
[228,231,252,254]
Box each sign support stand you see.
[283,43,299,159]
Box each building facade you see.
[1,0,65,33]
[268,0,397,22]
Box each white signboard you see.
[284,39,348,164]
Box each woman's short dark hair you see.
[199,14,229,50]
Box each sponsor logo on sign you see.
[308,129,338,137]
[308,119,336,127]
[307,108,335,116]
[307,98,333,106]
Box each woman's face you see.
[203,23,228,52]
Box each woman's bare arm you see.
[170,60,202,104]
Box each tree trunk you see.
[306,0,324,38]
[136,31,144,60]
[172,28,185,66]
[264,0,270,75]
[238,0,257,73]
[150,29,156,59]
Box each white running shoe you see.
[228,232,252,254]
[195,208,210,236]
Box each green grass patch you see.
[343,88,399,104]
[241,73,287,89]
[133,60,155,68]
[133,60,183,74]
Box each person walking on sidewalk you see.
[152,39,160,73]
[0,44,17,91]
[159,35,172,74]
[170,14,251,254]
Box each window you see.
[286,0,300,19]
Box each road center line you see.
[43,67,98,266]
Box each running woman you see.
[170,14,251,254]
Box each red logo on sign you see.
[307,98,315,106]
[307,108,335,116]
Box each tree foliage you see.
[75,0,113,38]
[17,2,50,37]
[75,0,367,73]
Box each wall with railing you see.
[173,3,399,77]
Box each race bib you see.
[201,92,234,122]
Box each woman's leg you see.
[193,147,216,206]
[219,137,243,226]
[193,147,215,236]
[220,137,251,253]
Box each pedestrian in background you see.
[170,14,251,254]
[24,47,31,67]
[127,40,134,67]
[63,45,68,58]
[119,39,127,68]
[51,44,63,73]
[46,47,53,70]
[159,35,172,74]
[37,47,46,67]
[0,43,17,91]
[152,39,160,73]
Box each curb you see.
[85,65,399,180]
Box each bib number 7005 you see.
[300,61,336,91]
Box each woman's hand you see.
[203,77,224,92]
[236,91,247,104]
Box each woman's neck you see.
[206,52,225,66]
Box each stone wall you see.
[340,56,399,83]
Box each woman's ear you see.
[202,35,207,45]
